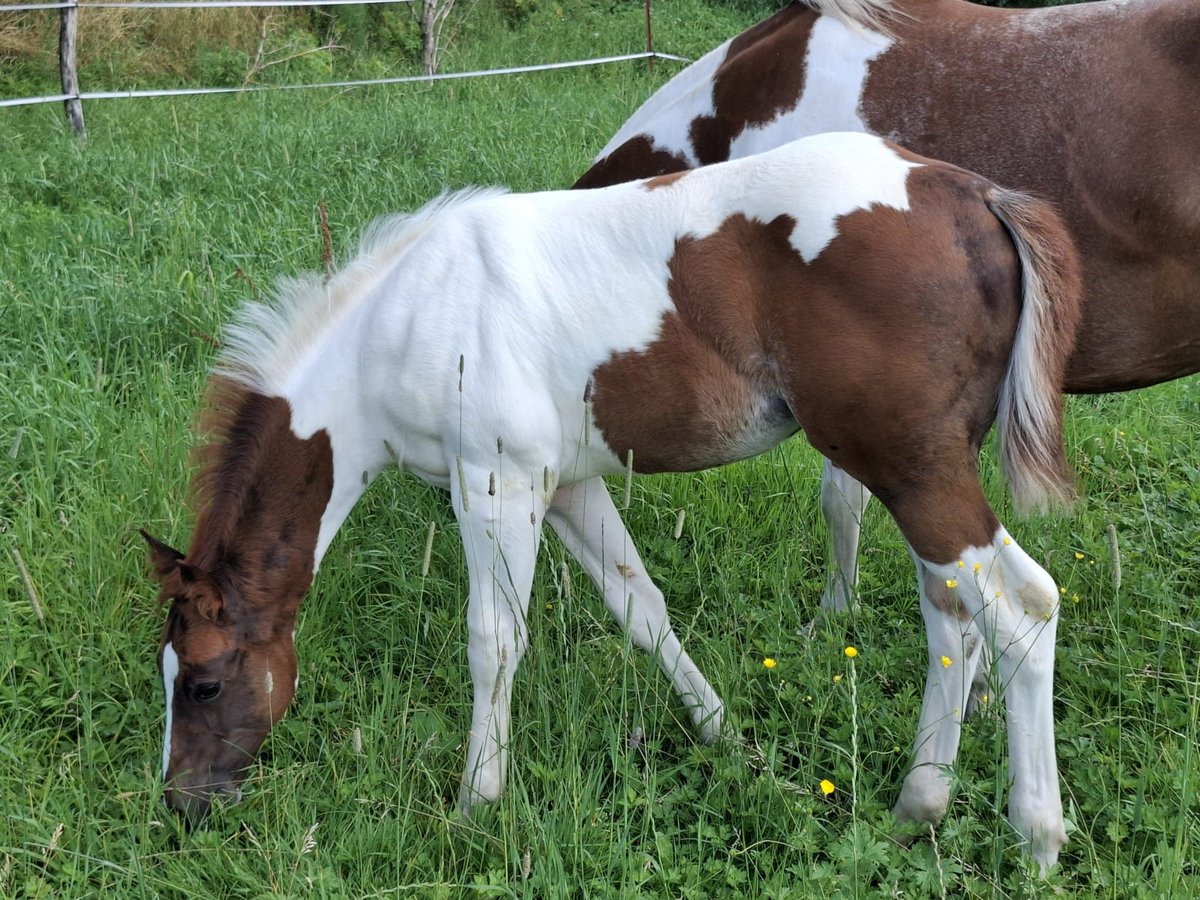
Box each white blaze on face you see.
[729,17,893,159]
[161,641,179,779]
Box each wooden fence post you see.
[60,0,86,138]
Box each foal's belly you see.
[590,355,797,474]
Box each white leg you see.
[893,554,985,828]
[921,528,1066,872]
[453,459,547,811]
[820,459,873,612]
[545,477,725,741]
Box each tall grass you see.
[3,0,1199,896]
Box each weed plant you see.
[2,1,1199,896]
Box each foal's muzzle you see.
[164,772,243,822]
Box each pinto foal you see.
[146,133,1081,869]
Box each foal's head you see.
[145,386,333,821]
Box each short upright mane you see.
[214,185,509,395]
[183,186,507,565]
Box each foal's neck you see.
[188,388,335,623]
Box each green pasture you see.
[2,1,1198,896]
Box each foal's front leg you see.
[545,478,725,741]
[452,459,547,811]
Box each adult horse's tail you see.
[985,187,1084,514]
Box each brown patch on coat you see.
[573,136,690,190]
[643,170,689,191]
[922,567,972,622]
[590,160,1070,562]
[691,3,817,165]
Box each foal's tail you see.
[985,187,1084,514]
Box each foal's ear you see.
[141,529,185,578]
[177,562,226,624]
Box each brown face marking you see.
[151,383,333,817]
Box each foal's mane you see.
[185,186,508,566]
[214,186,509,396]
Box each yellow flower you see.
[1072,593,1081,603]
[819,779,835,796]
[844,646,858,659]
[973,562,982,573]
[762,658,777,670]
[1003,537,1012,546]
[1074,552,1085,560]
[980,694,989,704]
[941,655,953,668]
[833,674,843,684]
[945,579,958,589]
[957,560,965,569]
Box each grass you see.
[2,1,1200,896]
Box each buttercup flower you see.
[762,658,777,670]
[941,655,953,668]
[945,579,958,589]
[844,646,858,659]
[1074,552,1085,560]
[819,779,835,796]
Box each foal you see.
[146,133,1081,869]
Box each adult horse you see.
[578,0,1200,608]
[144,134,1081,869]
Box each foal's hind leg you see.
[545,477,725,741]
[892,551,986,829]
[887,482,1066,871]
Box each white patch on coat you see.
[679,132,919,262]
[161,642,179,779]
[730,17,892,158]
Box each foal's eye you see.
[193,682,222,703]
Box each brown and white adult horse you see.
[579,0,1200,600]
[145,133,1082,869]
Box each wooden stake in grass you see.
[10,547,44,623]
[318,200,334,281]
[421,521,437,577]
[622,449,634,509]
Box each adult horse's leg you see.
[819,459,872,612]
[545,477,725,741]
[453,459,548,811]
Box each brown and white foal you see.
[146,133,1081,869]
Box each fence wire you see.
[0,52,688,109]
